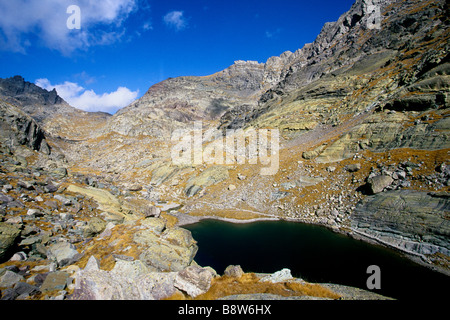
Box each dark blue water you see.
[185,219,450,300]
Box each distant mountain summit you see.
[0,75,75,124]
[0,75,63,106]
[0,75,111,140]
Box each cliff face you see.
[0,100,50,155]
[352,190,450,259]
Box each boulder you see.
[47,242,80,267]
[51,168,67,179]
[367,175,393,194]
[65,184,124,218]
[40,271,69,292]
[224,265,244,278]
[346,163,361,172]
[260,268,293,283]
[0,193,14,204]
[0,223,21,261]
[43,183,58,193]
[134,227,198,272]
[54,195,72,206]
[143,206,161,218]
[237,174,246,180]
[125,184,142,192]
[13,281,40,298]
[9,252,26,261]
[0,270,24,288]
[17,180,34,190]
[392,171,407,180]
[26,209,43,218]
[83,217,107,238]
[302,145,327,160]
[162,227,197,248]
[297,175,325,188]
[184,166,229,197]
[140,218,166,234]
[71,257,178,300]
[0,288,19,300]
[302,151,317,160]
[174,266,213,298]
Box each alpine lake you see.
[184,219,450,300]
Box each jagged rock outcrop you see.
[0,76,111,140]
[71,256,180,300]
[0,100,50,154]
[0,76,63,109]
[0,76,73,125]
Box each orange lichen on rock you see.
[167,273,341,300]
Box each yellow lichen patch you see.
[75,222,142,271]
[161,212,179,228]
[168,273,341,300]
[65,184,133,220]
[405,0,438,15]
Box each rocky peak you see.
[263,51,295,87]
[0,76,111,141]
[108,59,269,136]
[262,0,397,93]
[0,75,63,106]
[211,60,266,93]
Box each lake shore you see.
[172,210,450,277]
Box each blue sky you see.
[0,0,355,114]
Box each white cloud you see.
[265,28,282,39]
[36,78,139,114]
[142,21,153,31]
[0,0,137,54]
[163,11,187,31]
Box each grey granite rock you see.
[351,190,450,259]
[0,223,21,261]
